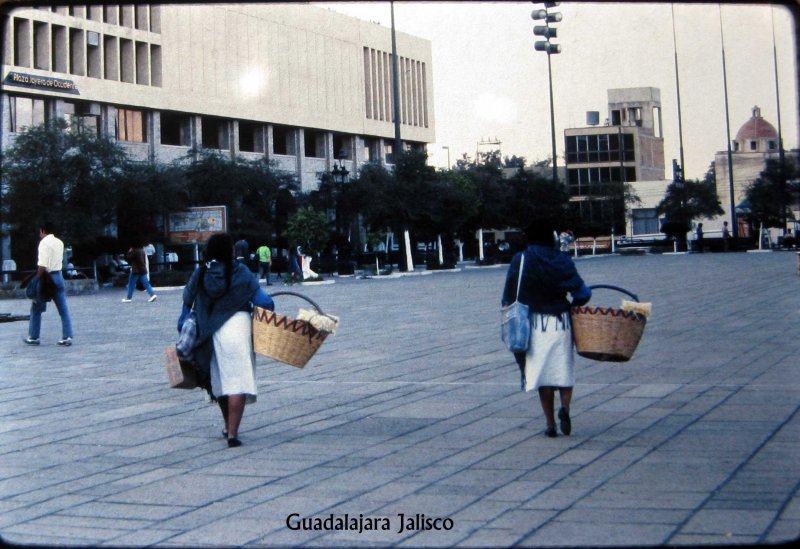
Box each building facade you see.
[713,105,798,238]
[563,87,666,235]
[1,3,436,193]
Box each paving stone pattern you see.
[1,252,798,547]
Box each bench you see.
[572,237,612,255]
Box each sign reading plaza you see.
[166,206,227,244]
[3,71,80,95]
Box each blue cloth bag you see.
[501,254,531,353]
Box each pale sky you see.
[320,2,798,181]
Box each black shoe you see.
[227,437,242,448]
[545,426,557,438]
[558,407,571,436]
[23,337,40,346]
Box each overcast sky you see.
[319,2,798,181]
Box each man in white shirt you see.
[24,222,74,346]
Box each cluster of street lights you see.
[331,150,349,185]
[532,2,562,184]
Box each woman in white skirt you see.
[179,233,274,448]
[502,219,591,437]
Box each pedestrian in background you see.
[234,236,249,265]
[179,232,274,448]
[143,242,156,272]
[122,243,157,303]
[722,221,731,252]
[256,243,273,285]
[695,223,704,253]
[24,221,74,346]
[502,219,591,437]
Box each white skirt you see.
[520,312,574,392]
[210,311,257,403]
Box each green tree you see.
[284,206,330,257]
[507,168,571,231]
[2,119,128,266]
[115,162,187,249]
[657,178,724,249]
[352,162,398,238]
[458,150,511,236]
[180,149,298,243]
[745,158,798,230]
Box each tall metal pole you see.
[719,5,738,239]
[771,6,784,162]
[671,3,685,174]
[547,52,557,184]
[390,1,402,161]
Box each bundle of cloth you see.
[297,308,340,334]
[621,300,652,318]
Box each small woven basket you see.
[571,284,647,362]
[252,291,334,368]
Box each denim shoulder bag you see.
[500,254,531,353]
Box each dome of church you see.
[735,106,778,142]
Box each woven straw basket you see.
[252,291,334,368]
[571,285,647,362]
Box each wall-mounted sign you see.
[166,206,227,244]
[3,71,80,95]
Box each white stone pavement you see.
[0,251,798,547]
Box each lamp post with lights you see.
[532,2,562,184]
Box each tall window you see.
[565,133,634,164]
[117,108,146,142]
[8,96,46,132]
[160,112,190,146]
[363,48,428,128]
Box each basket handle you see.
[269,291,326,315]
[588,284,639,302]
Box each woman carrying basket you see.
[502,219,591,438]
[179,233,274,448]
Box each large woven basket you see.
[571,285,647,362]
[252,291,334,368]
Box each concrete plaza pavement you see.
[1,251,798,547]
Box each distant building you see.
[563,87,666,235]
[713,106,798,238]
[1,3,436,193]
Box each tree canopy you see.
[656,178,724,245]
[745,158,798,229]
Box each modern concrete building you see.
[563,87,666,234]
[1,3,436,194]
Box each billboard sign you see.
[166,206,227,244]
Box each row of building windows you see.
[567,166,638,197]
[363,47,428,128]
[565,133,636,164]
[733,139,777,152]
[6,16,162,86]
[33,4,161,33]
[6,94,420,163]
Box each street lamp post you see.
[442,145,451,169]
[532,3,562,185]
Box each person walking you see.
[179,233,274,448]
[256,243,273,285]
[501,219,591,438]
[122,243,157,302]
[695,223,704,253]
[24,221,74,346]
